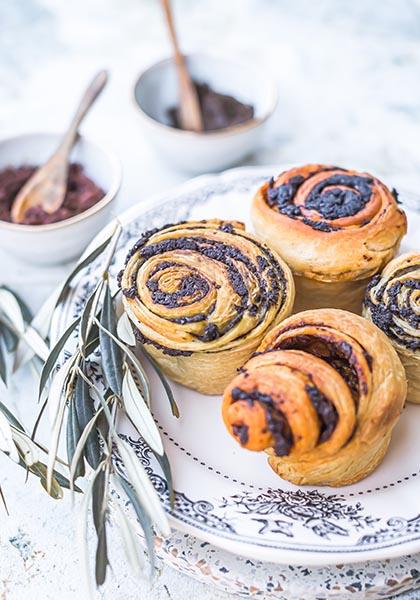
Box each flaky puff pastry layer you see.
[364,252,420,404]
[120,219,295,395]
[222,309,407,486]
[251,164,407,314]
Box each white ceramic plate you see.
[52,166,420,567]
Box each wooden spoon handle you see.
[161,0,203,132]
[58,70,108,154]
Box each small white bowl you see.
[133,54,278,173]
[0,133,121,265]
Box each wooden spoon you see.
[11,70,108,224]
[161,0,203,132]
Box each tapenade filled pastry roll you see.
[363,252,420,404]
[222,309,406,486]
[252,164,407,314]
[120,219,295,395]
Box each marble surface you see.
[1,0,420,598]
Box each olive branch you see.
[0,285,77,508]
[0,223,179,590]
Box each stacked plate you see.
[52,167,420,599]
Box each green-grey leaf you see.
[0,322,18,352]
[99,284,123,396]
[51,466,82,492]
[95,321,151,406]
[154,450,174,508]
[92,467,109,586]
[0,337,8,386]
[66,397,85,480]
[118,475,155,575]
[92,467,106,534]
[137,346,179,418]
[1,286,32,323]
[0,400,25,432]
[55,232,116,308]
[74,363,101,469]
[80,283,103,345]
[95,520,109,586]
[16,457,81,492]
[31,462,63,500]
[0,484,9,515]
[38,316,80,398]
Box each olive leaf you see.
[1,286,32,323]
[154,450,175,508]
[99,283,123,396]
[0,322,18,352]
[116,474,156,576]
[30,462,64,500]
[38,316,80,398]
[69,405,105,487]
[0,399,25,432]
[116,312,136,346]
[56,226,120,309]
[12,429,40,467]
[67,396,86,481]
[137,346,179,418]
[0,485,9,515]
[80,282,104,348]
[46,356,77,494]
[115,437,170,537]
[74,364,101,470]
[0,287,26,333]
[121,368,163,455]
[95,319,151,406]
[0,336,8,386]
[0,410,19,462]
[111,499,145,576]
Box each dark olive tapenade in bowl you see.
[133,54,278,173]
[0,133,121,264]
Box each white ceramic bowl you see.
[133,54,278,173]
[0,133,121,265]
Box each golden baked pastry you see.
[251,164,407,314]
[120,219,295,395]
[222,309,407,486]
[363,252,420,404]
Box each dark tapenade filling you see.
[365,268,420,351]
[121,224,288,355]
[275,334,363,400]
[305,384,338,442]
[230,387,293,456]
[264,167,379,232]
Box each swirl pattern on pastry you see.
[363,251,420,403]
[120,219,295,395]
[251,164,407,313]
[222,309,407,486]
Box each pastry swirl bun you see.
[120,219,295,395]
[364,251,420,404]
[252,164,407,314]
[222,309,407,486]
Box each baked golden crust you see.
[120,219,295,395]
[222,308,407,486]
[363,252,420,404]
[251,164,407,313]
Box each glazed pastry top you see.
[252,164,407,281]
[223,309,407,461]
[120,219,295,356]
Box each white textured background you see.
[1,1,420,598]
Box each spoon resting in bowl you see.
[161,0,203,132]
[11,70,108,224]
